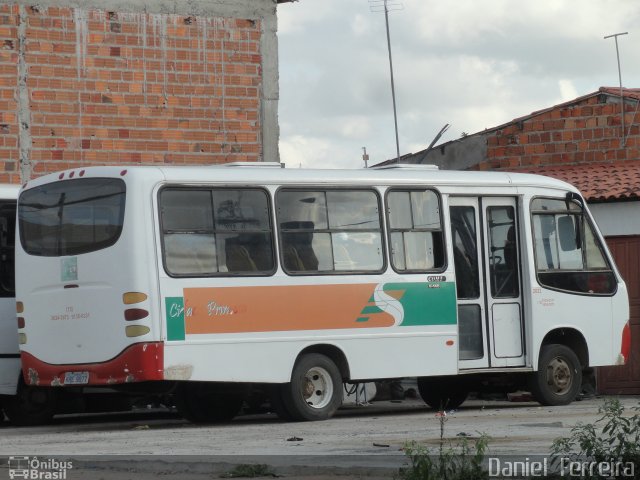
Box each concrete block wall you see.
[0,0,280,183]
[475,95,640,171]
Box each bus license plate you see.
[63,371,89,385]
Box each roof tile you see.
[516,161,640,202]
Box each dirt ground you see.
[2,395,638,479]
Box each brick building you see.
[396,87,640,394]
[0,0,290,184]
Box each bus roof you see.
[22,165,579,194]
[0,183,20,200]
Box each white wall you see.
[589,201,640,236]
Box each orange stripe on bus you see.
[183,284,394,334]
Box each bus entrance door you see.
[450,197,524,370]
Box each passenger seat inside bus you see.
[225,241,258,272]
[281,223,319,272]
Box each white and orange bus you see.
[15,164,630,422]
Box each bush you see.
[398,411,490,480]
[551,398,640,478]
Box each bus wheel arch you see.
[540,328,589,368]
[295,344,350,381]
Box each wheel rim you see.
[302,366,334,409]
[546,356,573,395]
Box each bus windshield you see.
[19,178,126,257]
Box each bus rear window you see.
[19,178,126,257]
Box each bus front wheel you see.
[280,353,342,421]
[417,377,468,410]
[175,382,245,423]
[530,344,582,406]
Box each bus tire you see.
[175,382,245,423]
[417,377,468,410]
[3,378,55,426]
[281,353,342,421]
[530,344,582,406]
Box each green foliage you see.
[398,411,490,480]
[551,398,640,477]
[220,464,277,478]
[400,435,490,480]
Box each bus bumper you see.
[20,342,164,386]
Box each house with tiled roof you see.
[390,87,640,395]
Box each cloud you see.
[277,0,640,168]
[558,80,579,103]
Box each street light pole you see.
[604,32,628,147]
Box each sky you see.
[276,0,640,169]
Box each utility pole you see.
[362,147,369,168]
[604,32,628,147]
[369,0,402,162]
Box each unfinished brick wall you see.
[475,95,640,171]
[0,4,264,184]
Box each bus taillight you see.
[16,301,23,313]
[621,321,631,365]
[122,292,150,337]
[126,325,150,337]
[123,292,148,304]
[124,308,149,321]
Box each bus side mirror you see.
[558,215,581,251]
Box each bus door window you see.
[450,207,479,299]
[486,206,519,298]
[450,206,483,361]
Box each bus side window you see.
[387,189,444,272]
[160,188,274,276]
[277,189,383,274]
[531,197,616,295]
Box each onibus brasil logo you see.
[8,457,72,479]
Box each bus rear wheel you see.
[280,353,342,421]
[530,344,582,406]
[417,377,468,410]
[175,382,246,423]
[3,378,55,426]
